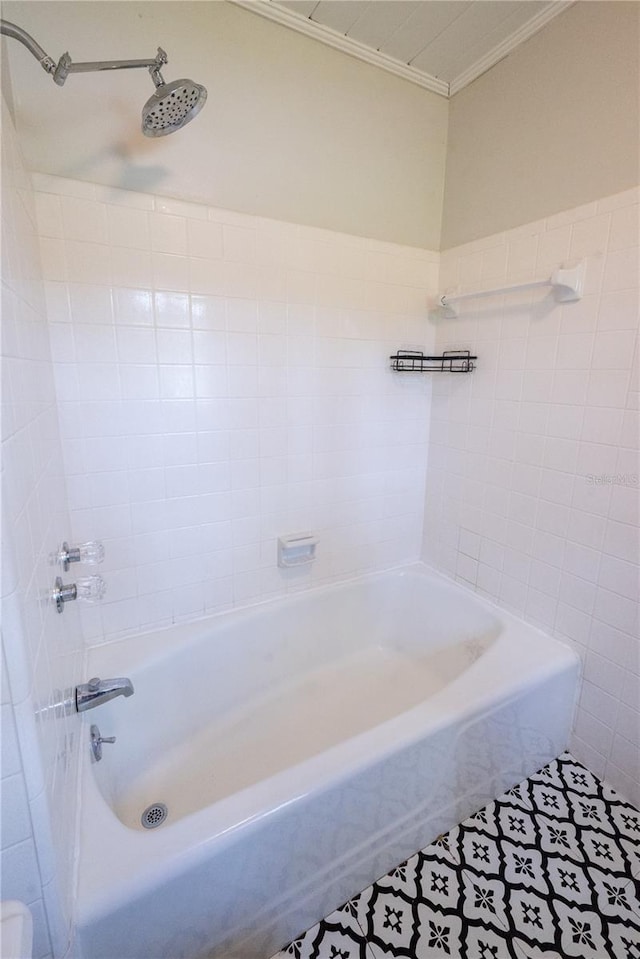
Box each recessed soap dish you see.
[277,533,319,568]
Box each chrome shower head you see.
[142,73,207,137]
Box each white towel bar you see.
[437,260,585,317]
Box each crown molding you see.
[230,0,573,100]
[229,0,450,98]
[448,1,573,95]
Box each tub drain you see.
[141,802,168,829]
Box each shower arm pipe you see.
[0,19,56,74]
[0,19,168,87]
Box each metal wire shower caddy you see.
[390,350,477,373]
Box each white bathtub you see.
[75,564,578,959]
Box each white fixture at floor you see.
[0,901,33,959]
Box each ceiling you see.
[231,0,572,96]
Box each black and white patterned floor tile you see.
[272,753,640,959]
[273,893,372,959]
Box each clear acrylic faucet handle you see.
[76,575,107,603]
[58,540,105,570]
[77,541,105,565]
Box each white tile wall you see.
[23,165,639,875]
[424,188,640,804]
[1,101,84,958]
[33,173,437,645]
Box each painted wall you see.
[1,98,84,959]
[423,188,640,804]
[34,172,437,644]
[10,1,638,257]
[442,2,640,249]
[3,1,448,250]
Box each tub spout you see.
[76,676,134,712]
